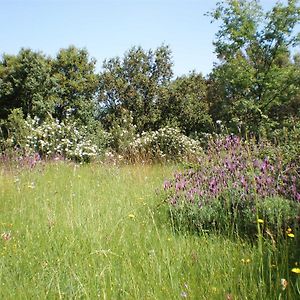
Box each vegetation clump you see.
[163,135,300,235]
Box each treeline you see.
[0,0,299,143]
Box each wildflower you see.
[280,278,288,290]
[287,233,295,238]
[180,291,187,298]
[241,258,251,264]
[1,232,11,241]
[257,219,264,224]
[286,228,292,234]
[28,182,35,189]
[128,213,135,219]
[291,268,300,274]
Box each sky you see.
[0,0,288,77]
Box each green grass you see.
[0,162,299,299]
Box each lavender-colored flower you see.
[163,180,172,190]
[163,134,299,229]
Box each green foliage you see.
[208,0,300,135]
[161,72,213,135]
[163,135,300,237]
[0,108,30,151]
[104,109,135,154]
[255,197,300,234]
[0,46,99,132]
[0,49,55,119]
[0,164,299,299]
[98,45,173,132]
[258,119,300,167]
[51,46,99,126]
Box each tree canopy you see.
[97,45,173,132]
[0,0,299,141]
[208,0,300,134]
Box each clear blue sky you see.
[1,0,284,77]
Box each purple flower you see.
[163,180,172,190]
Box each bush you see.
[163,135,300,236]
[124,126,202,162]
[107,110,136,153]
[0,110,106,162]
[24,116,100,162]
[0,109,30,152]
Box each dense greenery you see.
[0,2,299,298]
[208,0,300,135]
[0,163,299,299]
[1,0,299,160]
[163,135,300,236]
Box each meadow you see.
[0,162,299,299]
[1,0,299,298]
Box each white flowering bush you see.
[125,127,202,162]
[108,110,137,153]
[24,116,99,162]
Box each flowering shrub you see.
[108,110,137,153]
[125,127,202,162]
[163,135,300,235]
[23,116,99,162]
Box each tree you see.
[51,46,99,126]
[208,0,300,135]
[161,72,212,135]
[0,48,55,120]
[97,45,173,132]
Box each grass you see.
[0,162,299,299]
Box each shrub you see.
[108,110,136,154]
[124,127,202,162]
[163,135,300,236]
[24,116,100,162]
[0,109,30,152]
[0,110,106,162]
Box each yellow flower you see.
[291,268,300,274]
[257,219,264,224]
[286,228,292,234]
[28,182,35,189]
[128,214,135,219]
[287,233,295,238]
[241,258,251,264]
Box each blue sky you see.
[1,0,286,77]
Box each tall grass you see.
[0,163,299,299]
